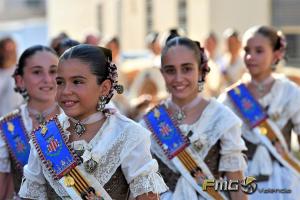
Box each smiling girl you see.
[219,25,300,199]
[141,36,247,200]
[0,45,60,199]
[19,44,167,200]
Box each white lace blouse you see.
[0,104,33,173]
[219,75,300,177]
[19,111,168,199]
[219,74,300,144]
[141,98,247,175]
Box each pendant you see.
[36,114,46,124]
[193,139,203,152]
[174,110,186,123]
[84,158,98,173]
[74,122,86,137]
[257,84,264,95]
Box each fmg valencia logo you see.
[203,176,257,194]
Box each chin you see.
[63,110,79,118]
[172,94,189,101]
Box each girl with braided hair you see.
[19,44,168,200]
[141,36,247,199]
[219,25,300,199]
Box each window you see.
[97,4,103,33]
[272,0,300,67]
[285,34,300,67]
[26,0,43,8]
[146,0,153,34]
[178,0,187,33]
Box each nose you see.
[60,83,73,95]
[43,72,54,83]
[174,71,184,82]
[245,51,254,61]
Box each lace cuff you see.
[129,172,168,198]
[293,124,300,135]
[219,152,247,172]
[18,177,47,200]
[0,157,10,172]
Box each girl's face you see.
[161,45,200,105]
[16,51,58,104]
[243,33,276,79]
[56,58,110,120]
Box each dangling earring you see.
[114,84,124,94]
[271,63,277,71]
[96,96,107,112]
[20,88,29,101]
[198,80,204,92]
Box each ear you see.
[14,75,25,89]
[99,79,112,96]
[272,50,281,65]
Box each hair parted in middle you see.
[161,36,210,82]
[59,44,123,104]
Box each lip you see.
[172,85,188,92]
[39,86,54,91]
[60,100,78,108]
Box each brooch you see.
[81,150,100,173]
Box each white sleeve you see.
[18,141,47,199]
[121,126,168,197]
[0,136,10,173]
[289,88,300,135]
[219,115,247,172]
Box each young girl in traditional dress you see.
[141,36,247,200]
[0,45,60,199]
[19,44,167,200]
[219,25,300,200]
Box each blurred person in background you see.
[220,28,247,89]
[50,32,69,55]
[57,38,80,56]
[84,33,101,45]
[0,45,60,199]
[204,32,222,64]
[219,25,300,200]
[0,37,23,116]
[145,31,162,68]
[203,32,223,97]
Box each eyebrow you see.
[29,65,43,70]
[181,63,193,66]
[50,65,58,68]
[162,65,174,68]
[56,75,87,80]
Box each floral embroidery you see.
[130,172,168,197]
[19,178,47,199]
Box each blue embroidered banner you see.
[0,115,30,167]
[228,84,267,128]
[144,105,189,159]
[33,118,77,179]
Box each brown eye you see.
[182,66,192,73]
[50,69,57,74]
[73,79,83,84]
[56,78,64,86]
[33,70,41,75]
[162,67,175,74]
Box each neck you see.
[27,99,57,113]
[69,112,105,137]
[171,94,201,109]
[251,72,272,82]
[70,112,104,124]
